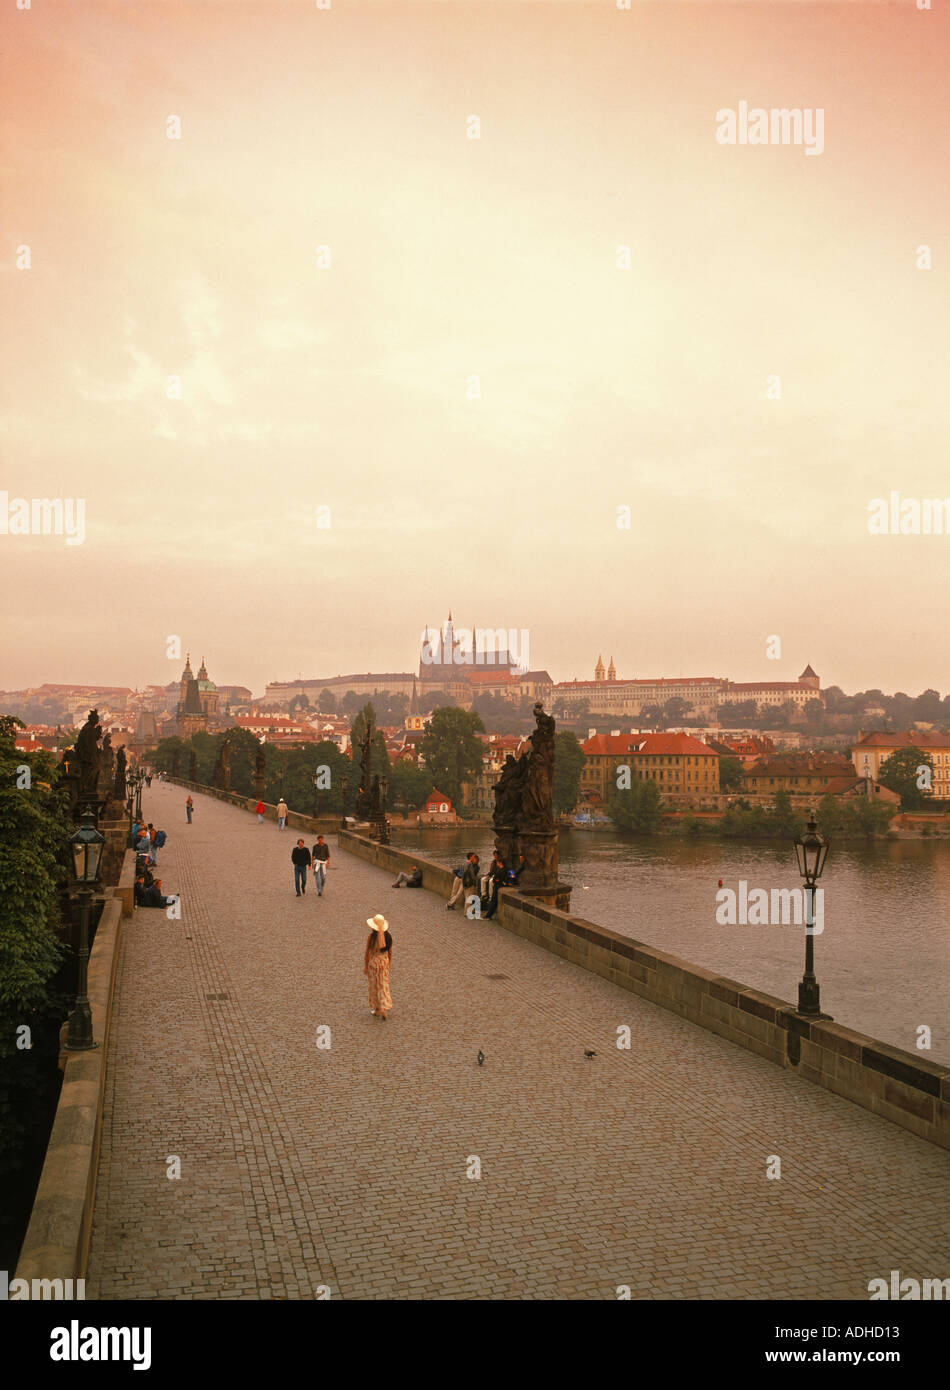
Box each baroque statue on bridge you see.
[113,745,127,800]
[211,733,232,790]
[491,702,563,898]
[75,708,103,796]
[355,714,376,818]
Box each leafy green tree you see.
[469,694,536,737]
[718,756,743,791]
[719,801,769,838]
[877,747,934,809]
[803,698,825,730]
[770,789,798,837]
[307,741,353,814]
[553,731,585,815]
[219,727,264,798]
[288,693,311,715]
[317,688,338,714]
[817,791,893,838]
[419,706,486,806]
[388,760,434,813]
[418,689,456,715]
[0,717,68,1263]
[152,735,185,774]
[188,730,222,786]
[662,697,691,725]
[607,775,662,832]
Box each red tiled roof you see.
[725,682,813,692]
[854,731,950,748]
[582,732,716,756]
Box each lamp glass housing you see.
[795,815,829,884]
[71,811,105,884]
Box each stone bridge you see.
[83,783,949,1299]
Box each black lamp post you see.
[65,809,105,1051]
[794,811,830,1017]
[311,768,321,820]
[340,774,349,830]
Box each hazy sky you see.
[2,1,948,698]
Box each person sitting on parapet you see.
[392,865,423,889]
[482,855,507,920]
[134,874,176,908]
[446,854,472,911]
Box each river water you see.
[391,826,950,1064]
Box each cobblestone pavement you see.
[86,783,950,1300]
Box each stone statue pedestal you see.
[515,882,573,914]
[494,828,570,911]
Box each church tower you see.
[196,656,219,720]
[594,654,605,683]
[607,656,616,682]
[180,653,194,706]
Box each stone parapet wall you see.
[15,895,124,1285]
[338,832,950,1151]
[116,848,136,918]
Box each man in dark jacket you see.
[311,835,330,896]
[292,839,312,896]
[483,855,507,920]
[392,865,423,888]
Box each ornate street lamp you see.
[794,811,830,1017]
[65,809,105,1051]
[340,774,349,830]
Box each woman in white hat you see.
[363,914,393,1020]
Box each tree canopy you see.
[419,706,486,806]
[553,731,585,814]
[877,747,934,810]
[0,717,68,1257]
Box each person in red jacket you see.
[255,800,266,824]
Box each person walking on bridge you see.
[185,795,194,824]
[255,800,266,824]
[312,835,330,895]
[292,839,312,896]
[276,798,289,830]
[364,914,393,1020]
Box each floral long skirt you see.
[367,952,392,1013]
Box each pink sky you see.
[1,1,948,697]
